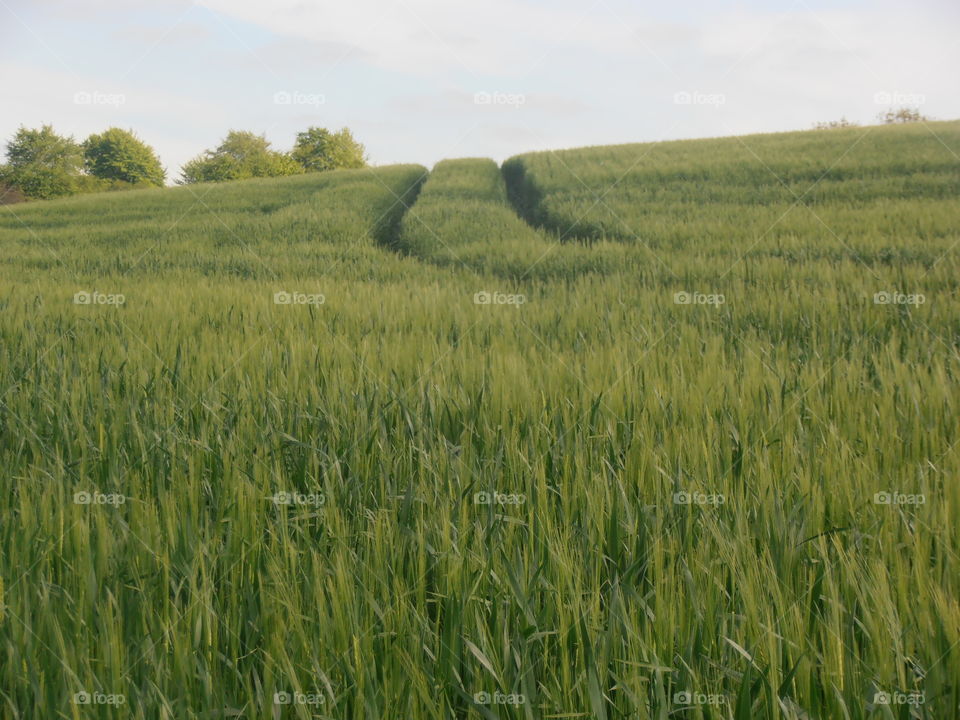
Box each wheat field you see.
[0,122,958,719]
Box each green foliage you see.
[397,158,624,279]
[0,123,958,719]
[504,120,960,245]
[179,130,302,184]
[813,116,860,129]
[1,124,83,199]
[877,107,930,124]
[83,128,165,186]
[291,126,367,172]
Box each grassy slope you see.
[0,164,428,280]
[505,120,960,258]
[396,157,630,279]
[0,129,957,719]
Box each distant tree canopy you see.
[878,107,930,124]
[291,127,367,172]
[1,125,167,200]
[0,125,84,200]
[83,128,166,187]
[1,124,372,198]
[179,127,367,184]
[813,117,860,130]
[178,131,302,184]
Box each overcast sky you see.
[2,0,957,182]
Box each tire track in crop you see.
[393,158,631,280]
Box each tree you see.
[179,131,301,184]
[877,107,929,124]
[813,117,859,130]
[291,127,367,172]
[1,125,83,199]
[83,128,165,187]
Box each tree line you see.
[0,126,367,202]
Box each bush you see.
[878,107,930,124]
[83,128,165,186]
[813,117,860,130]
[179,131,302,184]
[2,125,83,199]
[291,127,367,172]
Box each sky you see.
[1,0,958,183]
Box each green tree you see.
[291,127,367,172]
[83,128,165,187]
[1,125,83,199]
[878,107,930,124]
[813,117,859,130]
[179,131,301,184]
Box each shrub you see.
[813,117,860,130]
[179,131,302,184]
[878,107,930,124]
[291,127,367,172]
[83,128,165,186]
[2,125,83,199]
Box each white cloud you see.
[194,0,638,76]
[2,0,958,176]
[0,62,229,182]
